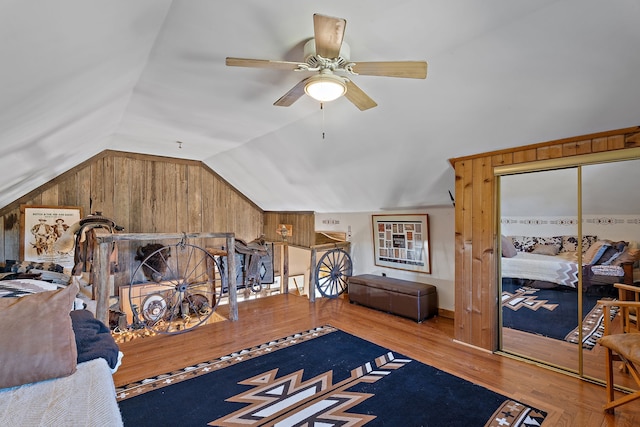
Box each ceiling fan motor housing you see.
[303,38,351,70]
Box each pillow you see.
[510,236,562,253]
[531,244,560,256]
[613,248,640,266]
[537,236,563,250]
[0,282,78,388]
[583,240,610,265]
[595,246,620,265]
[6,260,65,274]
[596,241,628,265]
[509,236,534,253]
[501,235,517,258]
[560,235,598,253]
[612,241,629,252]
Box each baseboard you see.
[452,339,494,354]
[438,308,454,319]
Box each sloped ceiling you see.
[2,0,640,213]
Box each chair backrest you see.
[614,283,640,333]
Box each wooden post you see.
[309,247,317,302]
[282,239,289,295]
[94,234,111,326]
[226,235,238,321]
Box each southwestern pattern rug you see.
[502,281,617,349]
[117,325,547,426]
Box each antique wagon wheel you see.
[315,248,352,298]
[129,241,225,334]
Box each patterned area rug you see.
[564,303,619,349]
[117,325,548,426]
[502,281,617,350]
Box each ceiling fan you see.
[225,13,428,111]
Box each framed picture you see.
[20,205,83,269]
[372,214,431,273]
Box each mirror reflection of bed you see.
[499,159,640,389]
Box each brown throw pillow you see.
[583,240,610,265]
[531,244,559,256]
[0,282,79,388]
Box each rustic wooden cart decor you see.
[127,238,226,334]
[92,231,238,329]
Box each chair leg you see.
[603,354,640,413]
[604,348,615,413]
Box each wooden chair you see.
[614,283,640,333]
[597,294,640,413]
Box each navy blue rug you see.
[502,280,616,349]
[117,326,547,426]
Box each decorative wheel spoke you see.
[129,243,224,334]
[315,248,352,298]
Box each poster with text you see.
[20,205,82,269]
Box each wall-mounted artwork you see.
[372,214,430,273]
[20,205,82,269]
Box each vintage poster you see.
[20,205,82,269]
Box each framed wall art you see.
[20,205,83,268]
[372,214,431,273]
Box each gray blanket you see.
[70,309,120,369]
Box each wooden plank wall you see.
[263,211,316,248]
[0,150,265,289]
[450,126,640,351]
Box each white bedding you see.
[502,252,580,288]
[0,358,123,427]
[502,251,627,288]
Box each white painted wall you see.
[315,207,456,312]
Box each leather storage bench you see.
[348,274,437,322]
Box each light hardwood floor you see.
[113,294,640,426]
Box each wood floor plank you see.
[113,294,640,426]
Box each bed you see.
[501,235,640,291]
[0,276,123,426]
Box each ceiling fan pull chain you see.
[321,102,325,140]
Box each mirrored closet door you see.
[581,159,640,386]
[499,156,640,386]
[499,168,580,373]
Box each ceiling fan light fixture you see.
[304,73,347,102]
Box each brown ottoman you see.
[348,274,437,322]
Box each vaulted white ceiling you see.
[2,0,639,213]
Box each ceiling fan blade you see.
[226,57,304,71]
[313,14,346,58]
[344,80,377,111]
[274,77,311,107]
[351,61,428,79]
